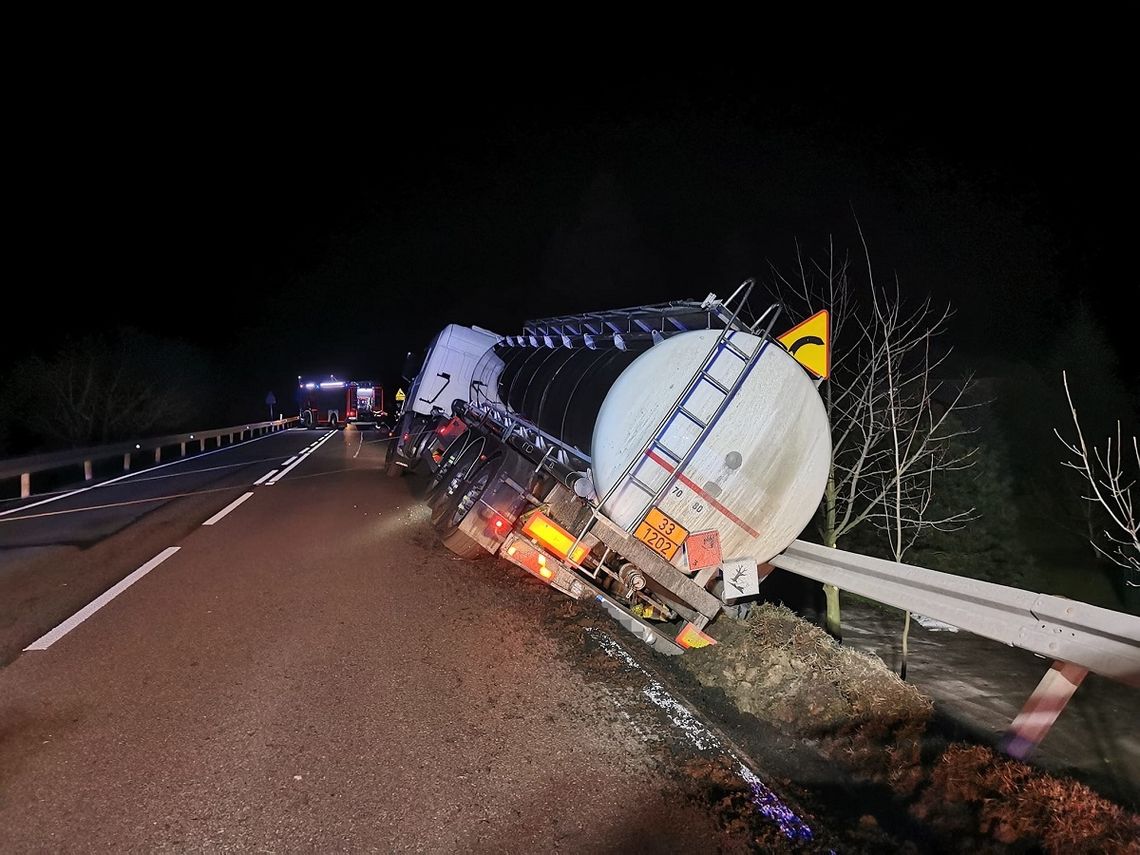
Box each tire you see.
[439,525,488,559]
[302,411,314,430]
[434,457,500,559]
[429,443,486,522]
[411,430,434,462]
[425,436,470,500]
[384,434,401,476]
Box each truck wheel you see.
[439,525,488,559]
[429,444,485,522]
[434,457,500,559]
[411,431,433,462]
[383,437,403,477]
[302,411,314,430]
[425,437,468,500]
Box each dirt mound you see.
[675,604,1140,850]
[914,744,1140,853]
[679,603,932,791]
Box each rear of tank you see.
[474,328,831,569]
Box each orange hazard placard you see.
[685,530,722,572]
[675,622,718,650]
[634,507,688,561]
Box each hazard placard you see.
[634,507,688,561]
[675,622,718,649]
[395,388,406,402]
[777,309,830,379]
[685,530,722,572]
[720,557,760,598]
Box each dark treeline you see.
[0,329,282,457]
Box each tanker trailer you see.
[424,282,831,654]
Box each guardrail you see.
[771,539,1140,758]
[772,539,1140,687]
[0,417,300,499]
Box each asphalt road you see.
[0,427,823,852]
[0,428,322,665]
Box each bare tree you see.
[1055,371,1140,585]
[767,231,977,641]
[864,280,978,676]
[14,331,207,448]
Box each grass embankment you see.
[680,604,1139,852]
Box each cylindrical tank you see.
[470,330,830,565]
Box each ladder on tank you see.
[601,286,781,534]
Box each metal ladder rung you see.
[700,373,730,395]
[652,443,682,464]
[628,475,657,494]
[723,340,752,361]
[677,408,708,429]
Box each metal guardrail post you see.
[180,442,186,457]
[20,473,30,498]
[84,461,93,481]
[1001,661,1089,759]
[123,453,131,472]
[154,448,161,463]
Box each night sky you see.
[8,59,1136,418]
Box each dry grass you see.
[914,744,1140,852]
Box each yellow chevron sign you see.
[777,310,830,379]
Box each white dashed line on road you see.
[24,547,182,651]
[202,491,255,526]
[267,431,334,485]
[253,470,278,486]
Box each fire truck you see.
[299,377,383,430]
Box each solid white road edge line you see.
[253,470,277,486]
[201,491,255,525]
[0,429,300,520]
[24,547,182,651]
[267,431,334,485]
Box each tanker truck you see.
[416,282,831,654]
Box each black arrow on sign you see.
[789,335,825,354]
